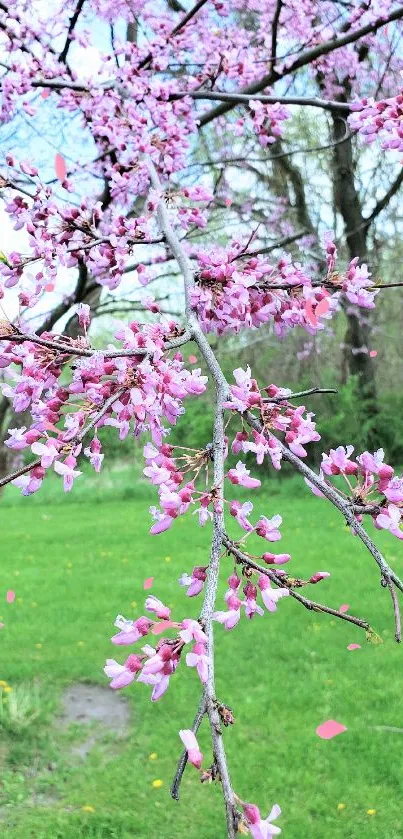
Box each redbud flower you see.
[145,595,171,620]
[255,514,282,542]
[228,461,261,489]
[76,303,91,329]
[262,553,291,565]
[104,654,142,689]
[185,641,209,683]
[179,729,203,769]
[309,571,331,584]
[111,615,152,645]
[242,801,282,837]
[258,575,289,612]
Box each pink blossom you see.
[255,515,282,542]
[104,654,142,689]
[376,505,403,540]
[145,595,171,620]
[262,552,291,565]
[31,439,60,468]
[213,593,242,630]
[243,432,270,465]
[243,581,264,619]
[321,445,357,476]
[84,437,104,472]
[149,507,174,535]
[137,671,171,701]
[309,571,331,584]
[228,461,261,489]
[382,477,403,504]
[76,303,91,328]
[54,458,82,491]
[179,619,208,645]
[243,802,282,837]
[143,462,171,485]
[179,566,207,596]
[4,426,28,450]
[258,576,289,612]
[358,448,392,478]
[179,729,203,769]
[229,500,254,531]
[111,614,152,645]
[185,641,209,683]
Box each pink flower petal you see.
[316,720,347,740]
[188,355,198,364]
[55,153,67,181]
[6,590,15,603]
[151,620,176,635]
[305,299,318,327]
[143,577,154,590]
[369,350,377,358]
[347,643,361,651]
[339,604,349,613]
[316,297,330,317]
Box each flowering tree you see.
[1,1,403,835]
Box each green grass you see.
[1,471,403,838]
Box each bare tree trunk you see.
[331,107,379,446]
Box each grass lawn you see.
[1,469,403,838]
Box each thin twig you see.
[171,696,207,800]
[58,0,86,63]
[222,535,371,634]
[179,90,352,113]
[387,579,402,642]
[243,409,403,598]
[263,387,338,402]
[0,387,126,490]
[1,331,191,359]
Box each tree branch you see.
[222,535,372,634]
[365,169,403,227]
[1,331,191,359]
[171,696,206,800]
[58,0,86,64]
[243,409,403,597]
[262,387,338,402]
[147,157,237,836]
[178,90,352,112]
[0,385,126,490]
[199,6,403,127]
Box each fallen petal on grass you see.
[316,720,347,739]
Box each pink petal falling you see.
[316,720,347,740]
[151,620,176,635]
[347,644,361,651]
[143,577,154,590]
[54,153,67,181]
[6,590,15,603]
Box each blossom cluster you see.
[227,368,321,461]
[190,242,377,336]
[213,569,289,630]
[1,320,207,494]
[308,445,403,540]
[349,91,403,153]
[104,596,209,700]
